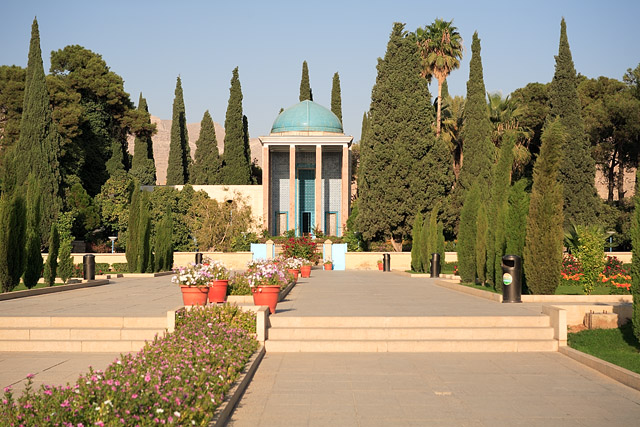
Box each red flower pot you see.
[377,263,383,271]
[208,280,229,304]
[287,269,299,282]
[300,265,312,278]
[251,285,280,314]
[180,286,209,306]
[324,264,333,270]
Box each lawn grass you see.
[460,282,501,294]
[568,322,640,374]
[555,284,612,295]
[12,281,66,292]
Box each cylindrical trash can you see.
[83,254,95,281]
[501,255,522,303]
[383,253,391,272]
[195,252,203,264]
[430,253,441,278]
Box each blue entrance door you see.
[298,169,315,235]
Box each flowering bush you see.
[278,256,303,270]
[561,254,631,295]
[171,263,212,287]
[246,260,288,289]
[281,236,319,262]
[323,259,333,265]
[0,304,258,425]
[561,254,583,285]
[228,273,251,295]
[202,259,230,281]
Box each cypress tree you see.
[631,167,640,341]
[192,110,222,184]
[138,191,152,273]
[428,204,440,263]
[57,239,73,285]
[357,23,450,251]
[126,187,141,272]
[420,216,430,272]
[550,18,599,227]
[23,174,43,289]
[411,212,424,272]
[155,206,173,272]
[130,94,157,185]
[476,202,488,284]
[505,179,530,257]
[458,32,495,193]
[11,18,61,240]
[458,183,481,283]
[243,115,252,181]
[43,223,60,287]
[524,119,565,294]
[436,221,445,270]
[222,68,252,185]
[166,76,190,185]
[331,72,343,123]
[489,133,515,289]
[0,193,26,292]
[106,139,125,177]
[299,61,312,102]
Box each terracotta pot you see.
[180,285,209,306]
[300,265,312,278]
[287,269,299,282]
[324,264,333,270]
[377,263,383,271]
[251,285,280,314]
[208,280,229,304]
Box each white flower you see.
[156,408,164,414]
[174,411,181,417]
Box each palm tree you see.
[416,19,463,137]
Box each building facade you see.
[259,100,353,236]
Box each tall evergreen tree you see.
[458,32,494,193]
[631,167,640,341]
[57,239,73,285]
[43,223,60,287]
[126,187,141,272]
[166,76,190,185]
[505,179,530,257]
[436,221,445,270]
[242,115,252,180]
[0,193,26,292]
[222,68,252,185]
[155,206,173,272]
[299,61,313,102]
[23,175,43,289]
[476,202,488,284]
[457,183,481,283]
[331,72,343,123]
[10,18,61,240]
[357,23,451,251]
[550,18,599,227]
[524,119,565,294]
[428,204,440,267]
[411,212,424,272]
[138,191,152,273]
[106,139,125,177]
[130,94,157,185]
[192,110,222,184]
[420,216,431,272]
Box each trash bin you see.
[83,254,95,281]
[501,255,522,303]
[195,252,203,264]
[430,253,441,278]
[383,253,391,272]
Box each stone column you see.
[262,145,270,232]
[341,144,350,236]
[315,144,323,233]
[323,239,333,263]
[289,145,296,233]
[265,239,274,260]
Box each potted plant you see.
[247,261,287,314]
[300,259,313,278]
[203,259,230,303]
[377,259,383,271]
[282,257,302,282]
[172,264,209,306]
[323,259,333,270]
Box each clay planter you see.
[251,285,280,314]
[377,262,383,271]
[324,263,333,270]
[287,269,299,283]
[208,280,229,304]
[180,286,209,306]
[300,265,312,278]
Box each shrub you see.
[57,241,75,284]
[574,226,605,295]
[228,273,251,295]
[94,263,110,275]
[43,223,59,287]
[231,232,258,252]
[111,263,129,273]
[0,305,258,425]
[281,236,318,262]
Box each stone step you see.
[0,328,165,341]
[0,316,167,328]
[268,326,554,341]
[269,316,551,328]
[265,339,558,353]
[0,340,149,352]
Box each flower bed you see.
[0,305,258,425]
[561,254,631,295]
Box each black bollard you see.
[83,254,95,281]
[383,253,391,272]
[195,252,203,264]
[501,255,522,303]
[430,253,441,278]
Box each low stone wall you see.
[173,252,252,270]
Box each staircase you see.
[265,316,557,352]
[0,316,167,352]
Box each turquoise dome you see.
[271,100,343,133]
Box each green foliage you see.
[411,212,424,272]
[130,94,157,185]
[419,215,430,273]
[299,61,312,101]
[573,226,605,295]
[524,119,565,294]
[436,221,445,269]
[229,273,251,295]
[166,76,190,185]
[57,240,74,285]
[550,19,599,226]
[111,263,128,273]
[344,200,365,252]
[43,223,59,287]
[95,174,134,236]
[222,68,251,185]
[0,65,26,166]
[66,182,100,240]
[137,191,152,273]
[126,186,141,273]
[357,23,451,250]
[0,193,26,292]
[192,110,222,185]
[106,139,125,177]
[428,205,439,265]
[331,72,342,123]
[23,175,43,289]
[147,186,195,252]
[475,202,488,284]
[154,206,173,272]
[631,167,640,341]
[505,179,530,257]
[231,232,258,252]
[282,236,318,262]
[457,183,481,283]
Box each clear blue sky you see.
[2,0,639,141]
